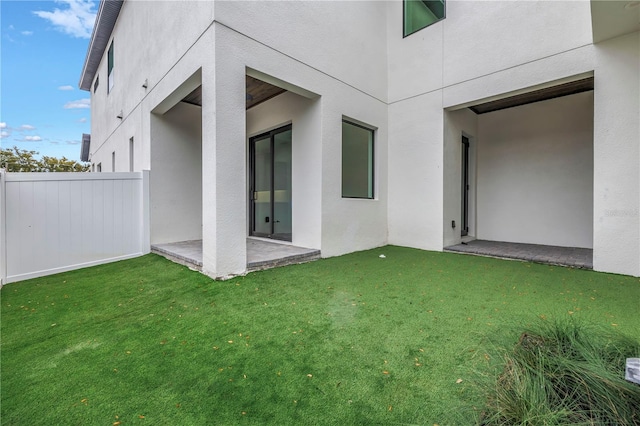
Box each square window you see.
[342,120,374,199]
[404,0,446,37]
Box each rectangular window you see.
[342,120,374,199]
[112,151,116,172]
[97,163,102,172]
[403,0,446,37]
[129,137,134,172]
[91,163,95,172]
[107,41,114,93]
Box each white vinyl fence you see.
[0,170,150,284]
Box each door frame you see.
[249,124,292,241]
[461,134,470,237]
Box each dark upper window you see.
[107,41,114,93]
[93,75,99,93]
[342,120,374,199]
[403,0,446,37]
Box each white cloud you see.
[33,0,96,39]
[8,25,14,30]
[0,122,6,129]
[0,131,9,139]
[63,98,90,109]
[21,31,34,36]
[77,117,87,123]
[58,85,74,91]
[18,124,36,131]
[20,135,43,142]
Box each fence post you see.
[0,169,6,286]
[142,170,151,254]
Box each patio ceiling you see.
[469,77,594,115]
[179,76,287,110]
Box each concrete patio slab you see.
[444,240,593,269]
[151,238,320,273]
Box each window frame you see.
[107,41,114,93]
[341,119,375,200]
[403,0,446,38]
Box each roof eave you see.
[79,0,124,91]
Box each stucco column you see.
[201,37,247,279]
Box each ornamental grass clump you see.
[479,320,640,425]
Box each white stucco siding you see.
[387,91,444,251]
[320,88,389,258]
[442,0,593,87]
[476,91,594,249]
[592,32,640,276]
[88,1,214,166]
[149,102,203,245]
[246,91,322,251]
[388,0,593,104]
[215,0,388,101]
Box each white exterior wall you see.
[476,92,594,248]
[150,102,203,245]
[88,0,215,171]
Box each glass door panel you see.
[249,125,292,241]
[252,135,272,236]
[273,129,292,240]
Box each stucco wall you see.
[387,0,593,104]
[149,102,203,245]
[387,91,443,251]
[476,91,594,248]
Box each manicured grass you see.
[1,246,639,425]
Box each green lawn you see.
[2,246,639,425]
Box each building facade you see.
[80,0,640,278]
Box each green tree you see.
[0,146,90,172]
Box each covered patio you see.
[444,240,593,269]
[151,239,321,274]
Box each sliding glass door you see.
[250,125,292,241]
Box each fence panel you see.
[0,170,150,284]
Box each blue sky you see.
[1,0,96,161]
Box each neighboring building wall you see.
[149,102,203,245]
[476,92,594,248]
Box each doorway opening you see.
[461,135,470,237]
[249,124,292,241]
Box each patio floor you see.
[444,239,593,269]
[151,238,321,273]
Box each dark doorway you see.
[249,125,292,241]
[461,135,470,237]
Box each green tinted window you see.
[342,120,374,199]
[404,0,445,37]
